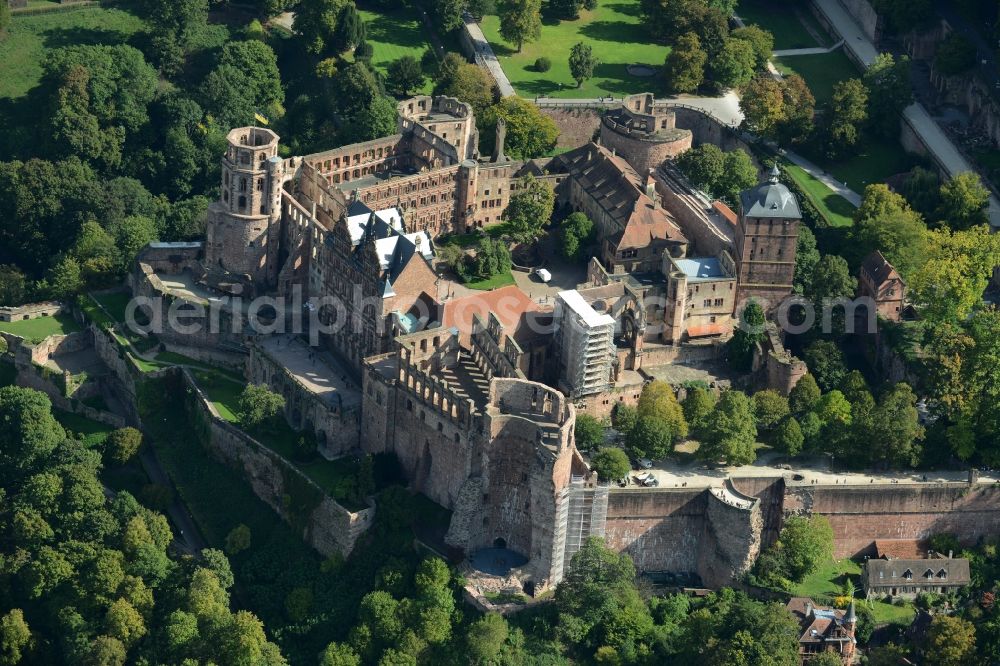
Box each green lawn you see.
[792,558,917,626]
[357,3,436,95]
[737,0,823,50]
[91,291,132,324]
[801,136,920,194]
[773,50,860,105]
[782,161,856,227]
[0,312,81,343]
[480,0,670,98]
[190,369,244,422]
[54,408,113,448]
[464,270,516,290]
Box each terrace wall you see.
[181,369,374,557]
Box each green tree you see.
[237,384,285,431]
[773,417,804,456]
[870,383,924,467]
[0,388,65,484]
[334,3,366,53]
[717,149,758,205]
[752,390,790,431]
[802,341,846,392]
[387,56,425,97]
[200,41,284,128]
[83,635,126,666]
[731,25,773,71]
[483,97,559,159]
[471,236,511,279]
[867,644,911,666]
[225,524,251,555]
[503,174,555,242]
[637,380,688,438]
[611,403,638,435]
[854,184,928,280]
[824,78,868,158]
[627,415,674,460]
[726,300,765,373]
[105,599,146,648]
[430,0,466,32]
[664,32,707,94]
[934,33,976,75]
[434,53,495,118]
[777,74,815,144]
[135,0,208,44]
[709,38,756,89]
[574,413,605,450]
[675,143,724,194]
[498,0,542,52]
[589,448,631,482]
[104,427,142,466]
[559,211,594,259]
[936,171,989,231]
[793,225,820,295]
[0,265,28,306]
[739,75,786,139]
[864,53,912,138]
[294,0,350,55]
[682,387,717,439]
[465,613,508,665]
[699,391,758,465]
[909,226,1000,323]
[0,610,30,666]
[775,514,833,582]
[320,642,361,666]
[568,42,598,87]
[923,615,976,666]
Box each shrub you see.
[534,57,551,72]
[225,524,251,555]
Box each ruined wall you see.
[698,488,762,588]
[541,108,601,151]
[183,369,373,556]
[599,121,692,176]
[785,483,1000,558]
[604,489,707,574]
[0,301,63,323]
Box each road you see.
[462,12,516,97]
[139,444,208,556]
[626,449,993,490]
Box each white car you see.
[633,472,659,487]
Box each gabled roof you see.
[861,250,903,287]
[616,195,686,249]
[865,558,970,585]
[373,231,434,282]
[440,285,548,343]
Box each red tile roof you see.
[440,285,549,343]
[713,200,738,226]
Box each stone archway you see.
[493,537,507,549]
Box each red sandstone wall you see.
[785,484,1000,558]
[604,489,707,573]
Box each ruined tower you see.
[205,127,285,291]
[734,165,801,311]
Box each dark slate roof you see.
[346,199,374,218]
[740,166,801,220]
[861,250,903,287]
[865,558,970,585]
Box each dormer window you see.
[938,569,948,579]
[924,569,934,579]
[903,569,912,580]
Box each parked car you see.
[617,476,630,487]
[635,458,653,470]
[633,472,659,487]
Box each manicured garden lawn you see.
[480,0,670,99]
[792,558,917,626]
[773,50,860,105]
[464,270,516,290]
[737,0,822,50]
[54,408,113,448]
[357,3,435,95]
[0,312,81,342]
[782,161,855,227]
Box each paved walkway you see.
[782,145,863,206]
[772,40,845,57]
[814,0,1000,229]
[462,13,515,97]
[534,92,744,128]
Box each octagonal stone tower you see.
[205,127,285,291]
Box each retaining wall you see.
[181,369,374,557]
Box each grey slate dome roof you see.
[740,165,801,219]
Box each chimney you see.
[491,118,507,163]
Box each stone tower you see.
[205,127,285,291]
[734,165,801,311]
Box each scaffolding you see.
[561,476,611,570]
